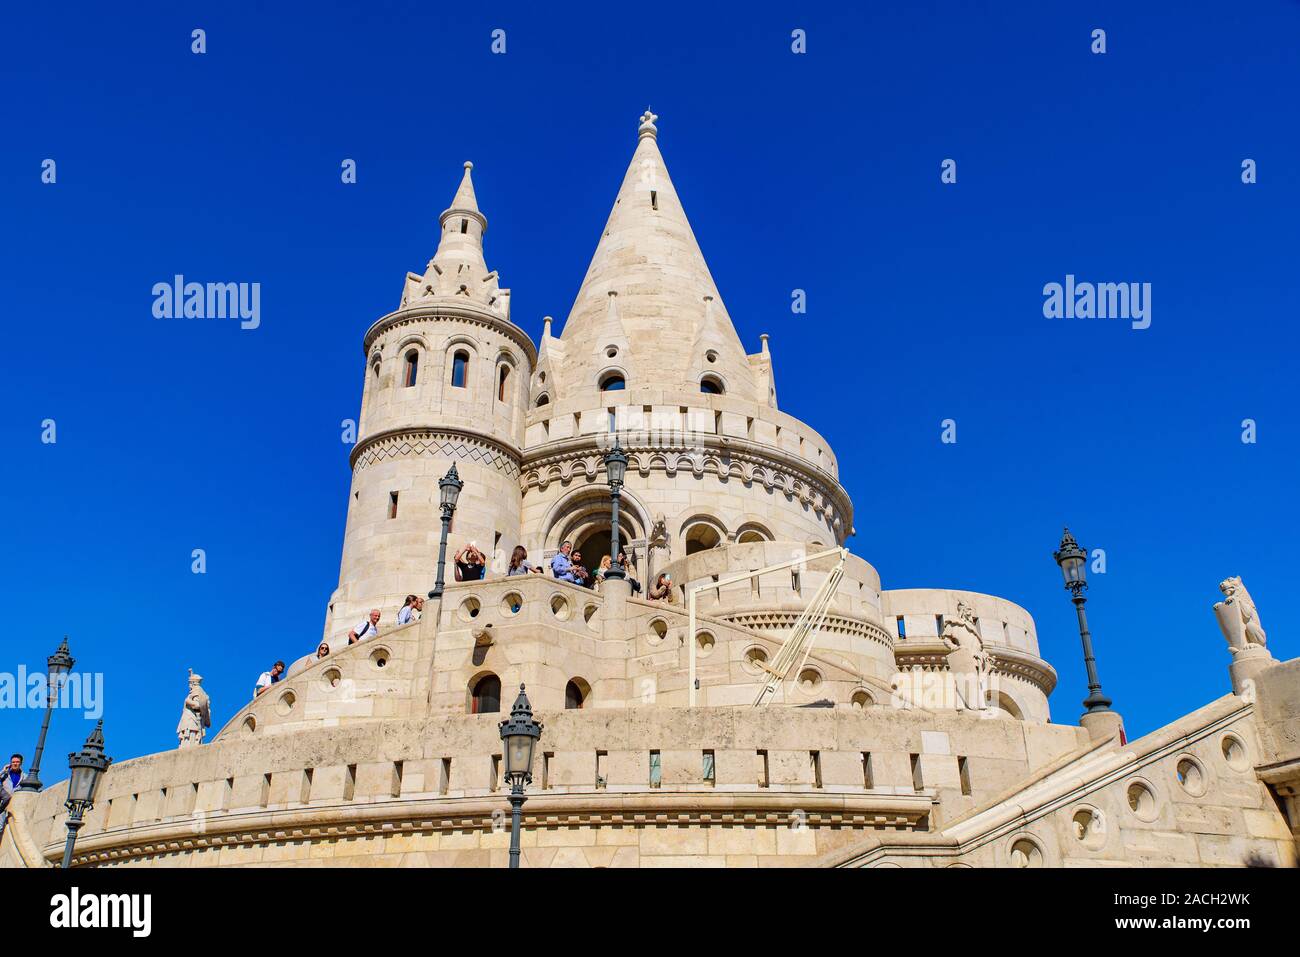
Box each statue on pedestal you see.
[176,669,211,748]
[1213,576,1268,654]
[942,601,991,711]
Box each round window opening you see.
[742,646,769,676]
[797,668,822,691]
[1009,838,1043,868]
[502,592,524,616]
[648,618,668,644]
[1071,807,1105,848]
[458,597,482,622]
[275,690,297,717]
[322,667,343,690]
[695,631,716,658]
[370,647,390,669]
[241,715,257,736]
[550,594,572,621]
[1220,735,1249,772]
[1175,756,1207,795]
[1126,780,1158,821]
[851,689,875,709]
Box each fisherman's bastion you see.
[3,112,1297,869]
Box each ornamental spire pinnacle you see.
[638,108,658,140]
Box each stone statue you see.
[176,669,210,748]
[942,602,992,711]
[1214,576,1268,654]
[649,512,669,551]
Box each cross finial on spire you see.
[638,108,659,140]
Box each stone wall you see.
[4,704,1087,868]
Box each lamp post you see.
[603,442,628,579]
[428,464,464,599]
[20,637,75,793]
[498,684,543,869]
[61,721,111,869]
[1053,527,1112,714]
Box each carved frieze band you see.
[521,439,852,530]
[723,611,893,649]
[362,303,538,365]
[59,801,928,867]
[892,647,1057,696]
[351,427,522,479]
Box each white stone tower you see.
[325,163,536,644]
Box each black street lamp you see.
[20,637,75,793]
[603,442,628,580]
[429,464,464,600]
[1053,527,1112,714]
[61,721,111,869]
[498,684,543,869]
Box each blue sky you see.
[2,1,1296,770]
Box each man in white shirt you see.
[254,661,285,697]
[349,609,381,645]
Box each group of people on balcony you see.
[545,541,641,593]
[249,540,678,699]
[438,540,679,604]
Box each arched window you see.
[565,679,588,710]
[700,375,724,395]
[403,350,419,387]
[498,364,510,401]
[470,674,501,714]
[451,350,469,389]
[535,393,550,407]
[370,356,381,378]
[599,373,625,392]
[684,522,723,555]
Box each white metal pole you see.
[688,589,697,707]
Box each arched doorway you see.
[543,485,647,581]
[469,673,501,714]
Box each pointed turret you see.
[400,162,509,318]
[557,111,757,400]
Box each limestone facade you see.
[2,113,1294,869]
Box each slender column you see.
[430,511,453,599]
[606,489,624,578]
[1072,593,1111,712]
[61,817,84,869]
[20,693,56,792]
[508,787,525,869]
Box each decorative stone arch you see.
[565,677,591,710]
[540,483,650,578]
[444,336,479,393]
[493,349,519,404]
[698,371,726,395]
[990,689,1025,720]
[466,670,502,715]
[596,365,629,393]
[734,519,775,544]
[679,513,728,555]
[394,331,431,355]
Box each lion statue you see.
[1214,576,1267,653]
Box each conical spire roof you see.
[400,162,509,317]
[558,112,757,400]
[443,161,482,223]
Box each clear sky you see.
[2,2,1296,772]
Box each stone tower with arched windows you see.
[326,162,536,642]
[9,111,1293,872]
